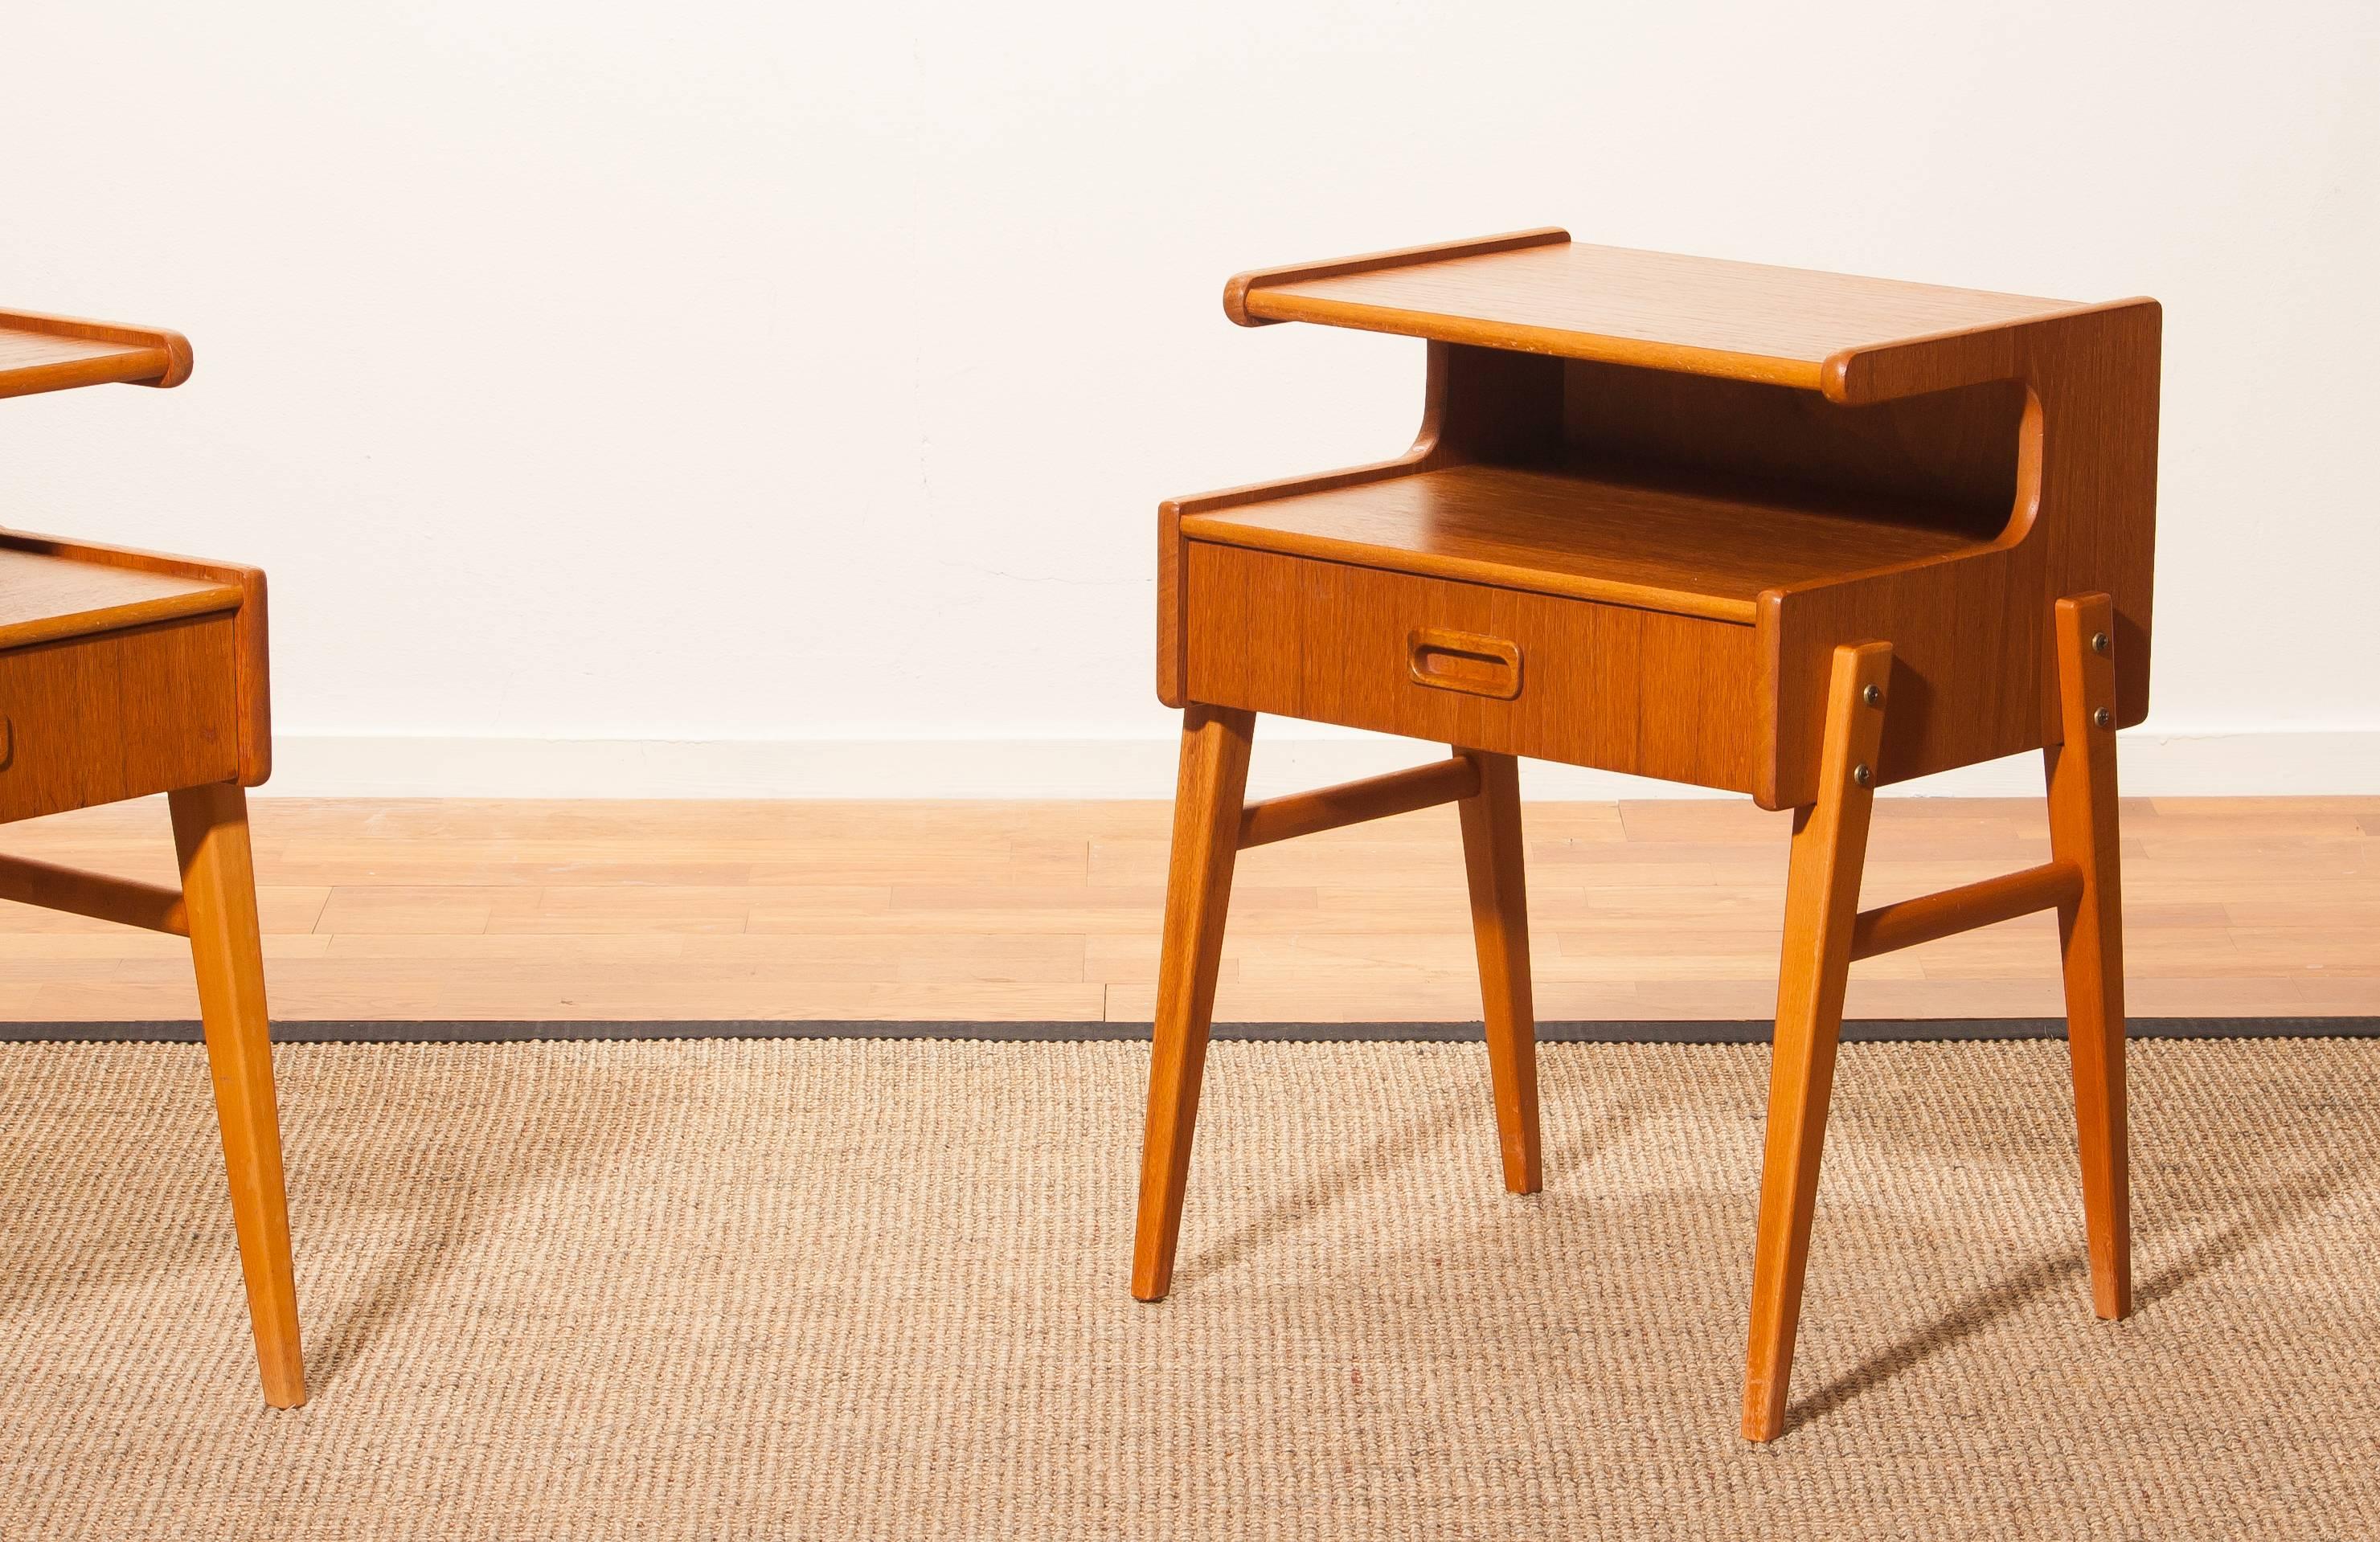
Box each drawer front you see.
[0,615,241,824]
[1185,542,1759,793]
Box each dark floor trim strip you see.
[2,1017,2376,1045]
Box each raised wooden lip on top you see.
[1223,228,2123,403]
[0,306,194,400]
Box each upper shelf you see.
[1226,229,2101,393]
[0,308,192,401]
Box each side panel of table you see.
[0,615,244,824]
[0,534,272,787]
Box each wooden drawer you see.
[1184,542,1760,793]
[0,614,241,824]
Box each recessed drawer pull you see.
[1407,627,1522,700]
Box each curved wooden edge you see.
[1160,341,1574,708]
[0,583,244,652]
[1761,300,2159,804]
[156,329,196,388]
[0,347,176,401]
[0,306,194,389]
[1223,227,1571,326]
[1240,292,1825,387]
[0,530,270,785]
[1161,448,1439,521]
[1820,298,2159,405]
[1156,343,1470,707]
[1157,452,1438,707]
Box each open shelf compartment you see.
[1178,461,1995,624]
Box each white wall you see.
[3,2,2375,797]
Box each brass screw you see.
[1852,763,1873,787]
[2091,632,2110,656]
[2093,707,2113,729]
[1862,684,1882,707]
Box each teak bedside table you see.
[0,307,303,1407]
[1131,230,2158,1440]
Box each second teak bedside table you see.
[1129,229,2159,1440]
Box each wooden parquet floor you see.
[0,797,2369,1022]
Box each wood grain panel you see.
[1185,543,1759,792]
[0,616,242,824]
[1561,360,2026,541]
[1759,301,2161,808]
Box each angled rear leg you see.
[1455,748,1540,1194]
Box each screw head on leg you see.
[2091,631,2111,656]
[1861,684,1882,707]
[1851,763,1873,787]
[2093,707,2113,730]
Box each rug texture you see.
[3,1037,2375,1540]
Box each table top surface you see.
[1236,235,2109,391]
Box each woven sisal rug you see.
[4,1036,2375,1538]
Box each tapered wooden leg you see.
[1455,748,1539,1194]
[1741,642,1890,1442]
[2046,595,2131,1319]
[1131,705,1256,1302]
[170,782,306,1409]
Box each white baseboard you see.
[256,730,2380,800]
